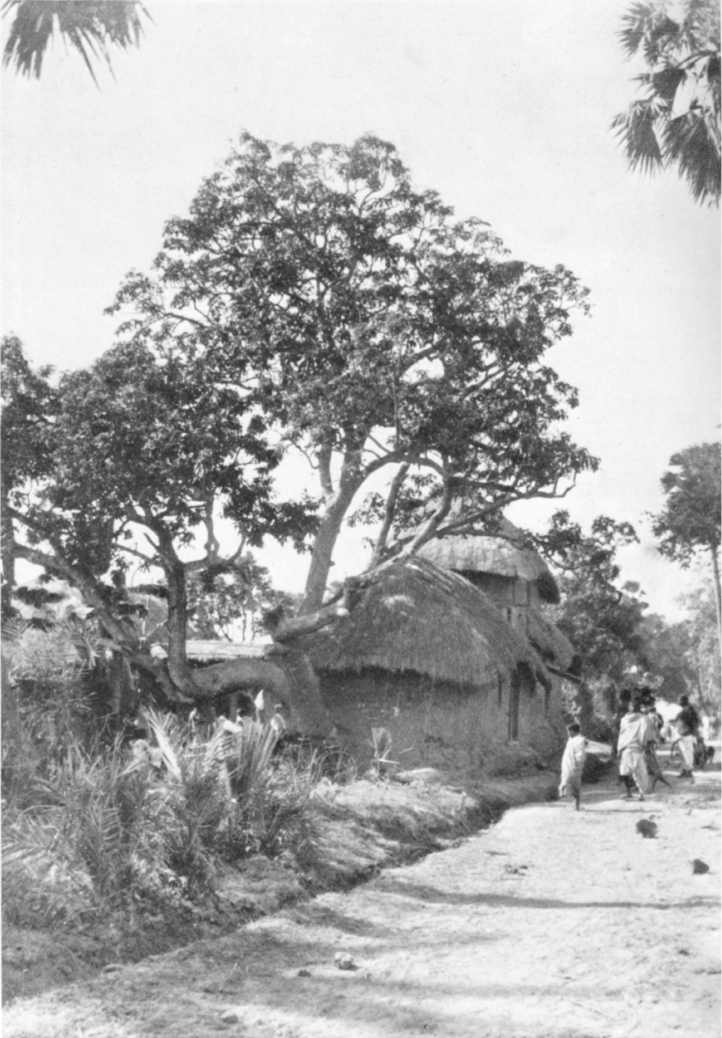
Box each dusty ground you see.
[3,762,720,1038]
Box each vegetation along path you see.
[4,771,720,1038]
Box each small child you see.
[559,722,587,810]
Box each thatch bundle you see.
[301,557,549,689]
[416,517,560,604]
[524,609,576,673]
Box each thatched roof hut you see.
[302,556,550,690]
[416,516,560,605]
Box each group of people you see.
[558,689,704,810]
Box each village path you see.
[4,769,720,1038]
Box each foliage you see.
[2,739,152,924]
[1,336,318,704]
[1,618,97,804]
[544,513,647,715]
[1,708,320,927]
[652,441,721,637]
[612,0,721,205]
[369,726,397,776]
[2,0,150,83]
[186,554,301,641]
[109,131,597,612]
[678,580,721,720]
[651,441,721,566]
[1,336,60,617]
[635,611,697,699]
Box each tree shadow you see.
[371,876,718,912]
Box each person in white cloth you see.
[559,722,587,810]
[617,693,649,800]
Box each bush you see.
[2,621,97,809]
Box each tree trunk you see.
[301,459,363,614]
[1,480,17,617]
[162,551,200,698]
[710,544,721,648]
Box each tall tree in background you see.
[612,0,721,205]
[543,513,646,726]
[680,580,721,722]
[651,442,721,633]
[635,611,696,698]
[110,133,597,614]
[2,0,149,82]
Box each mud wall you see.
[318,665,565,777]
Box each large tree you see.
[679,580,721,723]
[1,336,338,732]
[2,0,149,82]
[543,513,647,725]
[0,335,59,618]
[612,0,721,206]
[651,441,721,632]
[110,132,597,614]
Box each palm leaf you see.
[2,0,150,82]
[663,107,722,202]
[611,100,666,173]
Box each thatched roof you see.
[524,610,575,672]
[300,557,550,689]
[416,517,560,604]
[182,642,271,662]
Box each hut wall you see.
[318,666,565,776]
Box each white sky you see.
[2,0,720,620]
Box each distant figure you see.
[674,694,700,780]
[559,722,587,810]
[617,694,649,800]
[640,694,672,791]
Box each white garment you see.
[677,734,696,770]
[617,711,650,792]
[559,734,587,797]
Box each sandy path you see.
[4,772,720,1038]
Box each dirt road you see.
[4,771,720,1038]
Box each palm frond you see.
[652,63,688,101]
[1,0,150,82]
[612,99,666,173]
[619,2,657,60]
[663,107,722,202]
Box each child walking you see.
[559,722,587,810]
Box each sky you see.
[1,0,720,620]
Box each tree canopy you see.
[612,0,721,206]
[2,0,149,82]
[545,513,646,703]
[651,441,721,630]
[110,132,597,613]
[1,335,325,715]
[679,579,721,721]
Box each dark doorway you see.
[508,669,520,742]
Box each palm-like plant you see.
[612,0,721,205]
[2,0,150,83]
